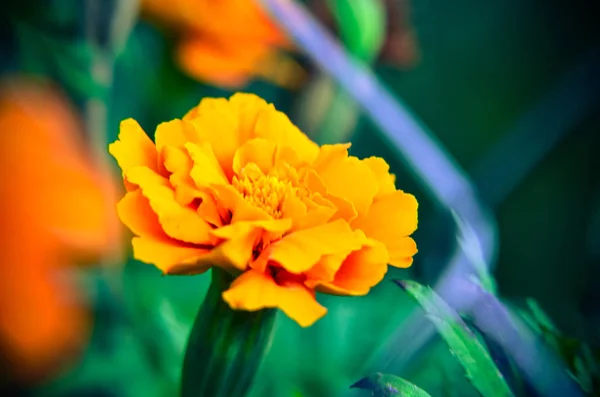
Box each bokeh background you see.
[0,0,599,396]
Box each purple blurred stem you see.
[257,1,583,396]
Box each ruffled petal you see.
[304,169,357,222]
[176,35,268,89]
[222,269,327,327]
[232,138,277,175]
[209,218,291,270]
[108,119,157,176]
[162,145,201,206]
[155,119,200,153]
[313,144,379,216]
[116,190,164,238]
[309,239,389,296]
[186,94,275,179]
[363,156,396,196]
[186,142,228,187]
[303,251,347,285]
[196,190,224,227]
[253,107,319,164]
[132,236,211,274]
[211,219,292,240]
[280,193,336,232]
[264,219,361,274]
[125,165,169,190]
[387,236,418,268]
[127,167,215,245]
[210,183,272,223]
[351,190,418,267]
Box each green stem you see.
[181,268,276,397]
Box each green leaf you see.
[15,20,103,101]
[517,299,600,394]
[351,373,432,397]
[450,210,497,294]
[396,280,514,397]
[327,0,386,61]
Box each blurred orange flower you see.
[0,78,120,381]
[142,0,303,88]
[110,93,418,327]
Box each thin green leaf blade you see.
[397,280,514,397]
[351,373,432,397]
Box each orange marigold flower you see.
[109,93,418,327]
[0,78,120,381]
[141,0,302,88]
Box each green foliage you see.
[298,0,386,145]
[396,280,514,397]
[351,373,432,397]
[326,0,386,62]
[14,20,103,102]
[450,210,497,295]
[518,299,600,395]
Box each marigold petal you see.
[281,193,336,232]
[253,107,319,164]
[186,94,270,137]
[162,145,200,206]
[212,219,292,240]
[313,145,378,216]
[43,163,118,252]
[108,119,157,175]
[209,219,292,271]
[126,167,215,245]
[186,142,228,187]
[163,145,192,176]
[125,165,169,189]
[312,143,351,169]
[116,191,163,238]
[186,99,242,179]
[387,237,418,268]
[132,236,211,274]
[351,190,418,266]
[168,232,269,275]
[176,36,266,89]
[280,194,307,231]
[161,147,222,227]
[212,219,292,271]
[215,229,261,271]
[222,270,327,327]
[155,119,200,153]
[310,240,389,296]
[232,138,277,175]
[144,185,215,245]
[196,191,223,227]
[363,156,396,196]
[265,219,361,274]
[167,248,232,275]
[304,170,357,221]
[303,252,347,284]
[228,93,272,138]
[185,94,287,178]
[210,183,272,223]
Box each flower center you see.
[232,162,296,218]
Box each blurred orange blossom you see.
[141,0,302,88]
[109,93,418,327]
[0,78,121,381]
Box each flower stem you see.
[181,268,276,397]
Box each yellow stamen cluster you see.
[233,163,295,218]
